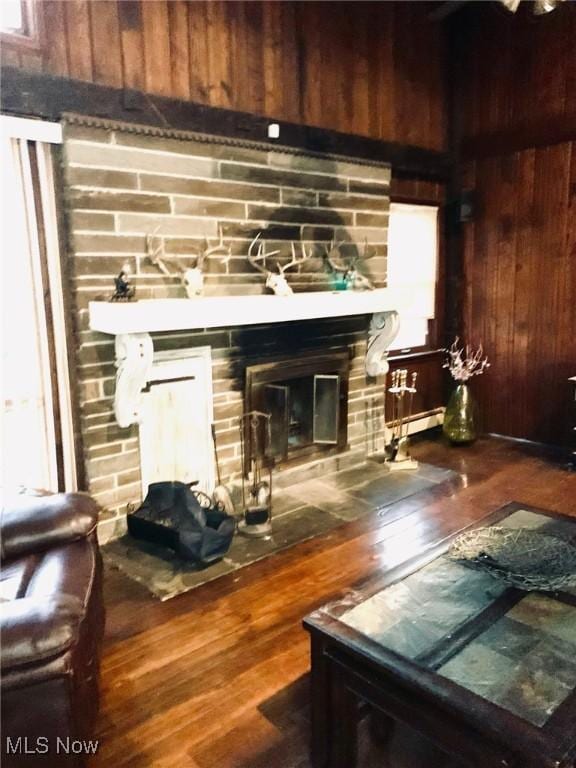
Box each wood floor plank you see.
[92,436,576,767]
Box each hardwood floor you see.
[94,436,576,768]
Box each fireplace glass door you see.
[313,375,340,444]
[247,351,349,466]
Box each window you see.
[1,1,23,33]
[386,202,439,352]
[1,116,77,493]
[0,0,36,41]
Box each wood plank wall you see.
[0,1,447,150]
[456,2,576,156]
[453,3,576,445]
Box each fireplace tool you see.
[211,423,235,516]
[238,411,274,538]
[386,369,418,471]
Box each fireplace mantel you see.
[89,290,420,428]
[88,289,412,335]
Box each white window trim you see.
[1,115,77,491]
[1,116,62,145]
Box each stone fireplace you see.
[60,114,403,541]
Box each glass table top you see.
[339,509,576,727]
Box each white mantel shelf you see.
[89,288,412,335]
[91,289,416,427]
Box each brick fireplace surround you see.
[62,116,391,540]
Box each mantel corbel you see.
[114,332,154,428]
[365,311,400,377]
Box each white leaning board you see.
[138,348,215,496]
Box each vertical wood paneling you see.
[231,2,264,116]
[64,1,93,82]
[283,2,302,124]
[188,1,210,103]
[457,3,575,143]
[374,4,395,144]
[392,3,419,147]
[89,0,122,87]
[456,3,576,445]
[263,1,296,123]
[141,0,172,96]
[461,143,575,444]
[298,2,322,131]
[205,0,233,109]
[42,1,69,77]
[168,0,190,100]
[118,0,145,91]
[3,0,447,150]
[349,6,370,137]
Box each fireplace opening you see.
[245,350,350,467]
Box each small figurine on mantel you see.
[110,262,135,302]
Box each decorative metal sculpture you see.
[323,238,375,291]
[247,233,311,296]
[110,262,136,301]
[449,526,576,591]
[386,369,418,471]
[238,411,273,538]
[443,337,490,383]
[146,227,230,297]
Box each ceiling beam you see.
[0,66,451,181]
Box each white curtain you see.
[1,116,74,493]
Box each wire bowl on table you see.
[448,526,576,592]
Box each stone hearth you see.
[103,458,459,600]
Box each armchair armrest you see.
[1,493,99,561]
[0,595,83,671]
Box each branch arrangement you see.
[443,338,490,382]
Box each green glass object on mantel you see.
[442,338,490,445]
[443,383,478,443]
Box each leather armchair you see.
[1,494,105,767]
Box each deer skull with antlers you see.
[323,238,375,291]
[248,233,311,296]
[146,227,230,297]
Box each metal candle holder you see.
[386,369,418,471]
[238,411,274,538]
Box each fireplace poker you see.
[406,371,418,437]
[211,424,235,516]
[398,369,407,442]
[390,369,403,447]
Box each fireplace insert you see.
[245,350,350,466]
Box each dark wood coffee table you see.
[303,502,576,768]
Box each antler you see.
[196,225,230,270]
[248,233,281,275]
[322,240,348,274]
[146,227,172,276]
[277,241,312,275]
[352,238,376,268]
[323,238,375,290]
